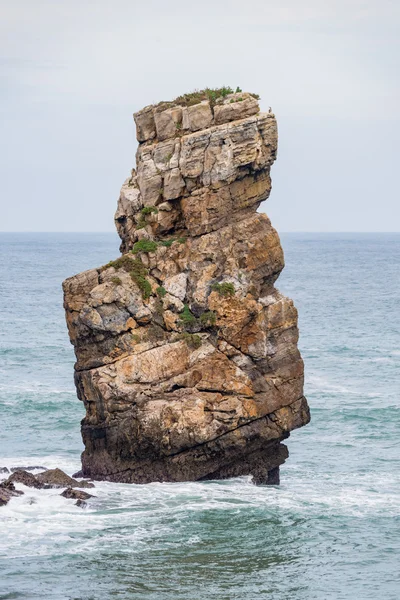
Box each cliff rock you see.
[63,89,310,484]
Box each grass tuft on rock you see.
[199,311,216,327]
[211,282,235,297]
[159,239,174,248]
[141,206,158,216]
[179,304,197,327]
[132,240,158,254]
[155,87,260,111]
[129,259,152,299]
[100,255,135,272]
[179,332,202,349]
[159,236,186,248]
[136,217,147,230]
[156,286,167,298]
[100,255,153,300]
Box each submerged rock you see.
[75,499,88,508]
[63,88,310,485]
[60,487,95,500]
[0,467,10,475]
[0,468,95,507]
[1,468,94,493]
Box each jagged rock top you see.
[115,91,277,252]
[134,92,262,142]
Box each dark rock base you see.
[80,437,289,485]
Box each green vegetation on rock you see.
[136,207,158,230]
[156,286,167,298]
[211,282,235,297]
[100,255,153,300]
[136,217,146,230]
[199,311,216,327]
[179,304,197,327]
[159,237,186,248]
[155,87,260,111]
[132,240,158,254]
[141,206,158,216]
[179,332,202,349]
[159,239,174,248]
[129,258,152,299]
[101,255,134,272]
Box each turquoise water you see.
[0,232,399,599]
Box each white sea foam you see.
[2,461,399,563]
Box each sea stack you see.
[63,88,310,484]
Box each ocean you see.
[0,232,399,600]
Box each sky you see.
[0,0,399,232]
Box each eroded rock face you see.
[63,91,310,484]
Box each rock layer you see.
[63,90,310,484]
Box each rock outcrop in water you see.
[0,468,95,507]
[63,89,310,485]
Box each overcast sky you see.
[0,0,399,232]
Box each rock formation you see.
[63,88,310,485]
[0,468,95,507]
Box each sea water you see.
[0,232,399,600]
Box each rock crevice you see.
[63,89,310,484]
